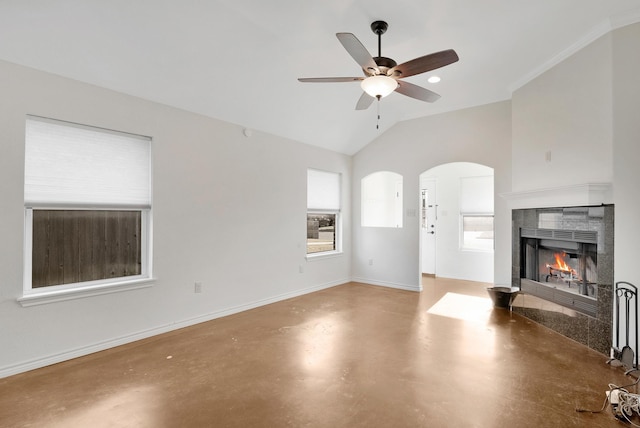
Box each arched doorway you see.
[419,162,494,284]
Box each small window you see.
[307,169,341,256]
[23,116,152,298]
[307,213,336,254]
[459,174,493,251]
[462,215,494,250]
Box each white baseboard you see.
[0,279,346,379]
[351,277,422,292]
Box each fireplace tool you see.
[608,281,638,375]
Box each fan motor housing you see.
[372,56,397,75]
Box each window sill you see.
[306,251,343,262]
[17,278,155,307]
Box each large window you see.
[23,116,152,300]
[307,169,341,255]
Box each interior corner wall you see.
[351,101,512,289]
[0,60,351,377]
[612,22,640,288]
[511,21,640,290]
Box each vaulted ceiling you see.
[1,1,638,155]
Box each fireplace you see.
[519,228,598,317]
[511,205,614,355]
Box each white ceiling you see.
[1,1,639,155]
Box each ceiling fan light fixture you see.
[361,75,397,98]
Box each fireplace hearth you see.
[512,205,614,355]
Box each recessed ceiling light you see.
[428,76,441,83]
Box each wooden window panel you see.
[32,210,141,288]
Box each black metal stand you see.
[608,281,638,375]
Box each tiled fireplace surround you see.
[511,204,614,355]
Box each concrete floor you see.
[0,277,636,427]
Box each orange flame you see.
[554,253,571,272]
[545,252,579,279]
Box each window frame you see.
[21,208,153,307]
[20,117,154,306]
[306,210,341,257]
[460,213,495,252]
[306,169,342,259]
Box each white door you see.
[421,179,437,275]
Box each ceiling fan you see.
[298,21,459,110]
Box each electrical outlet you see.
[194,282,202,293]
[299,265,304,273]
[369,259,373,266]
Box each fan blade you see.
[336,33,379,74]
[390,49,459,78]
[395,81,441,103]
[298,77,363,83]
[355,92,374,110]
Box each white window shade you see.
[307,169,340,211]
[460,176,494,213]
[25,116,151,208]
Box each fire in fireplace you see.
[511,204,614,355]
[520,228,598,316]
[547,252,577,280]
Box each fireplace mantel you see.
[500,183,612,209]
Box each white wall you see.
[612,23,640,288]
[351,101,512,290]
[510,22,640,353]
[420,163,494,283]
[511,32,614,192]
[0,60,351,377]
[4,22,637,378]
[350,23,636,294]
[512,22,640,290]
[361,171,403,228]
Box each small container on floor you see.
[486,286,519,309]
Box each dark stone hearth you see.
[511,205,614,356]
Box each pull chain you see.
[376,95,381,130]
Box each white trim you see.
[306,251,343,261]
[2,279,346,378]
[350,277,422,292]
[17,277,155,307]
[27,114,152,140]
[610,8,640,30]
[23,208,33,291]
[306,210,341,255]
[508,12,640,94]
[500,183,613,209]
[509,20,613,93]
[23,208,153,298]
